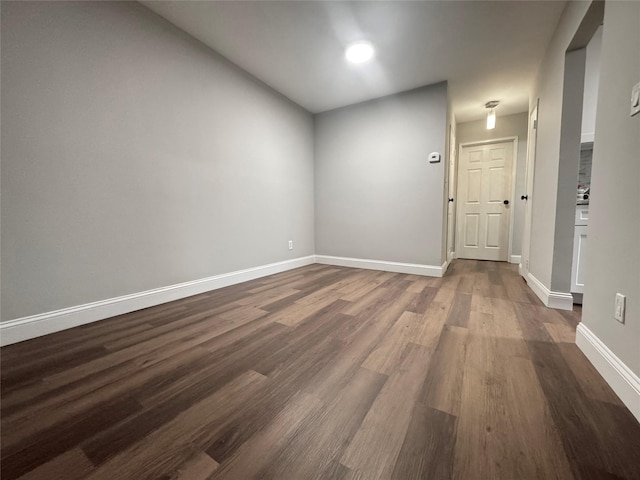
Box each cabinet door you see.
[571,225,588,294]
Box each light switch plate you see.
[614,293,626,323]
[631,82,640,117]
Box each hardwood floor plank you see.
[405,276,429,294]
[470,293,494,314]
[216,304,269,324]
[489,283,509,299]
[304,316,391,402]
[433,285,456,303]
[555,342,624,406]
[254,300,350,377]
[471,272,492,297]
[445,292,472,327]
[407,286,438,315]
[47,317,230,385]
[82,370,267,478]
[305,291,419,402]
[260,289,311,312]
[456,273,476,294]
[258,367,387,480]
[0,346,109,393]
[544,321,577,343]
[81,325,294,463]
[271,295,342,327]
[294,270,364,305]
[340,343,432,480]
[361,311,422,374]
[205,335,343,464]
[289,268,353,291]
[171,451,219,480]
[210,391,323,479]
[528,340,640,479]
[235,286,301,308]
[13,449,95,480]
[391,403,457,480]
[2,313,236,419]
[412,301,451,349]
[339,271,393,302]
[340,285,392,316]
[1,396,142,480]
[487,270,503,285]
[479,298,529,347]
[453,304,575,480]
[318,460,356,480]
[419,324,469,416]
[2,345,215,450]
[340,290,418,345]
[503,275,532,303]
[440,272,461,291]
[502,355,575,479]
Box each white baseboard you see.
[441,259,450,276]
[447,250,456,263]
[572,292,583,305]
[509,255,521,264]
[0,255,315,347]
[315,255,446,278]
[525,272,574,310]
[576,323,640,423]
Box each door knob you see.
[448,198,454,203]
[503,200,510,205]
[521,195,528,200]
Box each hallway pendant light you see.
[486,101,499,130]
[345,41,375,64]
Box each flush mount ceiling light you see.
[485,101,499,130]
[345,41,375,64]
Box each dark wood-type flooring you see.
[2,260,639,479]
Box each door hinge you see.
[533,119,537,129]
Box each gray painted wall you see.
[1,1,315,320]
[582,1,640,376]
[528,1,592,289]
[456,112,529,257]
[314,83,448,267]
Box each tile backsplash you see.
[579,142,593,189]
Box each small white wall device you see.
[429,152,441,163]
[631,81,640,117]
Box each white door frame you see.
[447,123,457,263]
[456,136,519,263]
[520,102,538,277]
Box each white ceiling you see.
[142,1,566,122]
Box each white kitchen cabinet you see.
[571,206,589,298]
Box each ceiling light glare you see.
[486,110,496,130]
[345,42,375,64]
[485,101,499,130]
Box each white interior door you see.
[456,141,514,261]
[520,104,538,277]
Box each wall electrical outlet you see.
[614,293,626,323]
[288,240,293,250]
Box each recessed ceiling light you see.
[345,41,375,64]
